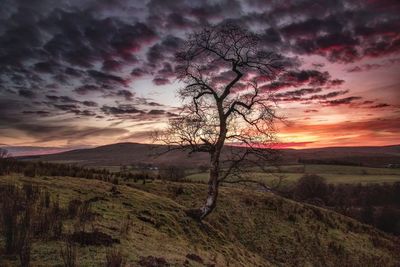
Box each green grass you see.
[1,174,399,266]
[186,164,400,185]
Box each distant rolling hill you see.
[18,142,400,168]
[19,142,210,167]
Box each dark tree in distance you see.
[294,174,328,203]
[157,23,290,220]
[0,148,11,159]
[159,165,185,181]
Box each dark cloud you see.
[259,28,282,48]
[22,110,51,116]
[52,103,97,117]
[74,85,103,95]
[73,109,97,117]
[116,90,134,101]
[274,88,322,98]
[82,101,98,107]
[146,0,242,27]
[165,13,194,29]
[146,35,183,66]
[275,89,350,103]
[53,104,79,111]
[262,69,333,91]
[370,103,391,109]
[309,90,349,100]
[346,58,400,73]
[323,96,362,106]
[0,122,129,143]
[46,95,79,103]
[101,104,144,115]
[304,109,318,113]
[262,1,400,63]
[0,3,158,119]
[152,77,170,85]
[34,61,61,74]
[102,59,125,72]
[104,89,135,101]
[156,62,174,79]
[87,70,127,86]
[286,70,330,86]
[281,17,342,37]
[65,67,84,77]
[328,79,345,87]
[260,82,291,91]
[148,109,165,115]
[147,101,163,107]
[131,67,148,77]
[18,89,36,98]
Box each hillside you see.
[20,142,400,167]
[19,143,210,167]
[1,174,399,266]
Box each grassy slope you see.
[1,174,399,267]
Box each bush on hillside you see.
[159,165,185,181]
[294,174,328,204]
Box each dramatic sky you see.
[0,0,399,155]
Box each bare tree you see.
[157,23,288,220]
[0,148,11,159]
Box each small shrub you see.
[242,197,258,207]
[328,241,345,255]
[186,253,203,263]
[287,214,297,222]
[1,184,35,255]
[159,165,185,181]
[294,174,328,204]
[170,186,185,197]
[23,166,36,177]
[1,189,19,254]
[69,231,119,246]
[138,256,170,267]
[110,185,121,195]
[41,190,51,208]
[76,201,95,232]
[19,233,31,267]
[60,238,77,267]
[67,199,82,219]
[120,215,133,236]
[105,248,126,267]
[376,206,400,235]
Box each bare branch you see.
[156,22,289,220]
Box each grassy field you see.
[1,173,400,266]
[185,164,400,185]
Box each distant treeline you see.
[0,159,187,184]
[285,174,400,235]
[298,158,363,166]
[0,159,153,183]
[1,158,114,180]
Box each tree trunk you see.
[199,152,220,220]
[199,168,219,220]
[197,101,226,220]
